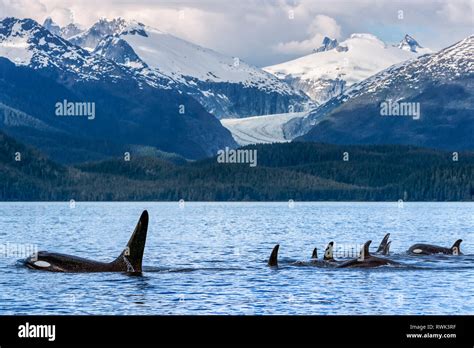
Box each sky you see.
[1,0,473,67]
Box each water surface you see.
[0,202,472,315]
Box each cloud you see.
[437,0,474,25]
[274,15,342,55]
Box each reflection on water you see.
[0,202,472,315]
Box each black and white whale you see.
[337,241,400,268]
[376,233,391,255]
[24,210,149,273]
[407,239,463,256]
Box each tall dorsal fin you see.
[359,240,372,260]
[381,241,392,256]
[451,239,462,255]
[323,242,334,261]
[268,244,279,267]
[311,247,318,259]
[112,210,149,273]
[376,233,390,253]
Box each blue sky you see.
[1,0,473,66]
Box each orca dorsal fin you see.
[376,233,390,252]
[113,210,149,273]
[268,244,279,267]
[451,239,463,255]
[323,242,334,261]
[382,241,392,256]
[311,247,318,259]
[359,240,372,260]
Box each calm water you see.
[0,202,473,315]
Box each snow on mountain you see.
[123,24,278,87]
[0,17,176,90]
[69,18,130,51]
[0,17,134,82]
[0,17,237,161]
[0,19,35,65]
[72,18,312,118]
[42,17,60,36]
[313,37,346,53]
[221,111,309,145]
[293,35,474,149]
[397,34,430,53]
[42,17,84,40]
[60,23,84,39]
[323,35,472,104]
[264,34,431,105]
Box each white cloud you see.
[437,0,474,25]
[274,15,341,55]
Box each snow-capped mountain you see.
[0,17,134,81]
[60,23,84,39]
[71,18,312,118]
[294,35,474,150]
[42,17,60,36]
[397,34,426,53]
[42,17,84,40]
[0,17,236,162]
[69,18,129,51]
[313,37,346,53]
[264,34,431,105]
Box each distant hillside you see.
[0,132,68,200]
[1,132,472,201]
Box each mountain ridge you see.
[69,17,312,118]
[0,17,237,162]
[294,35,474,150]
[264,33,431,105]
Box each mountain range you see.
[68,17,311,118]
[264,33,431,105]
[43,17,84,39]
[0,15,472,165]
[293,35,474,150]
[0,17,236,162]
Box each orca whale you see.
[337,241,399,268]
[24,210,149,273]
[376,233,391,255]
[407,239,463,256]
